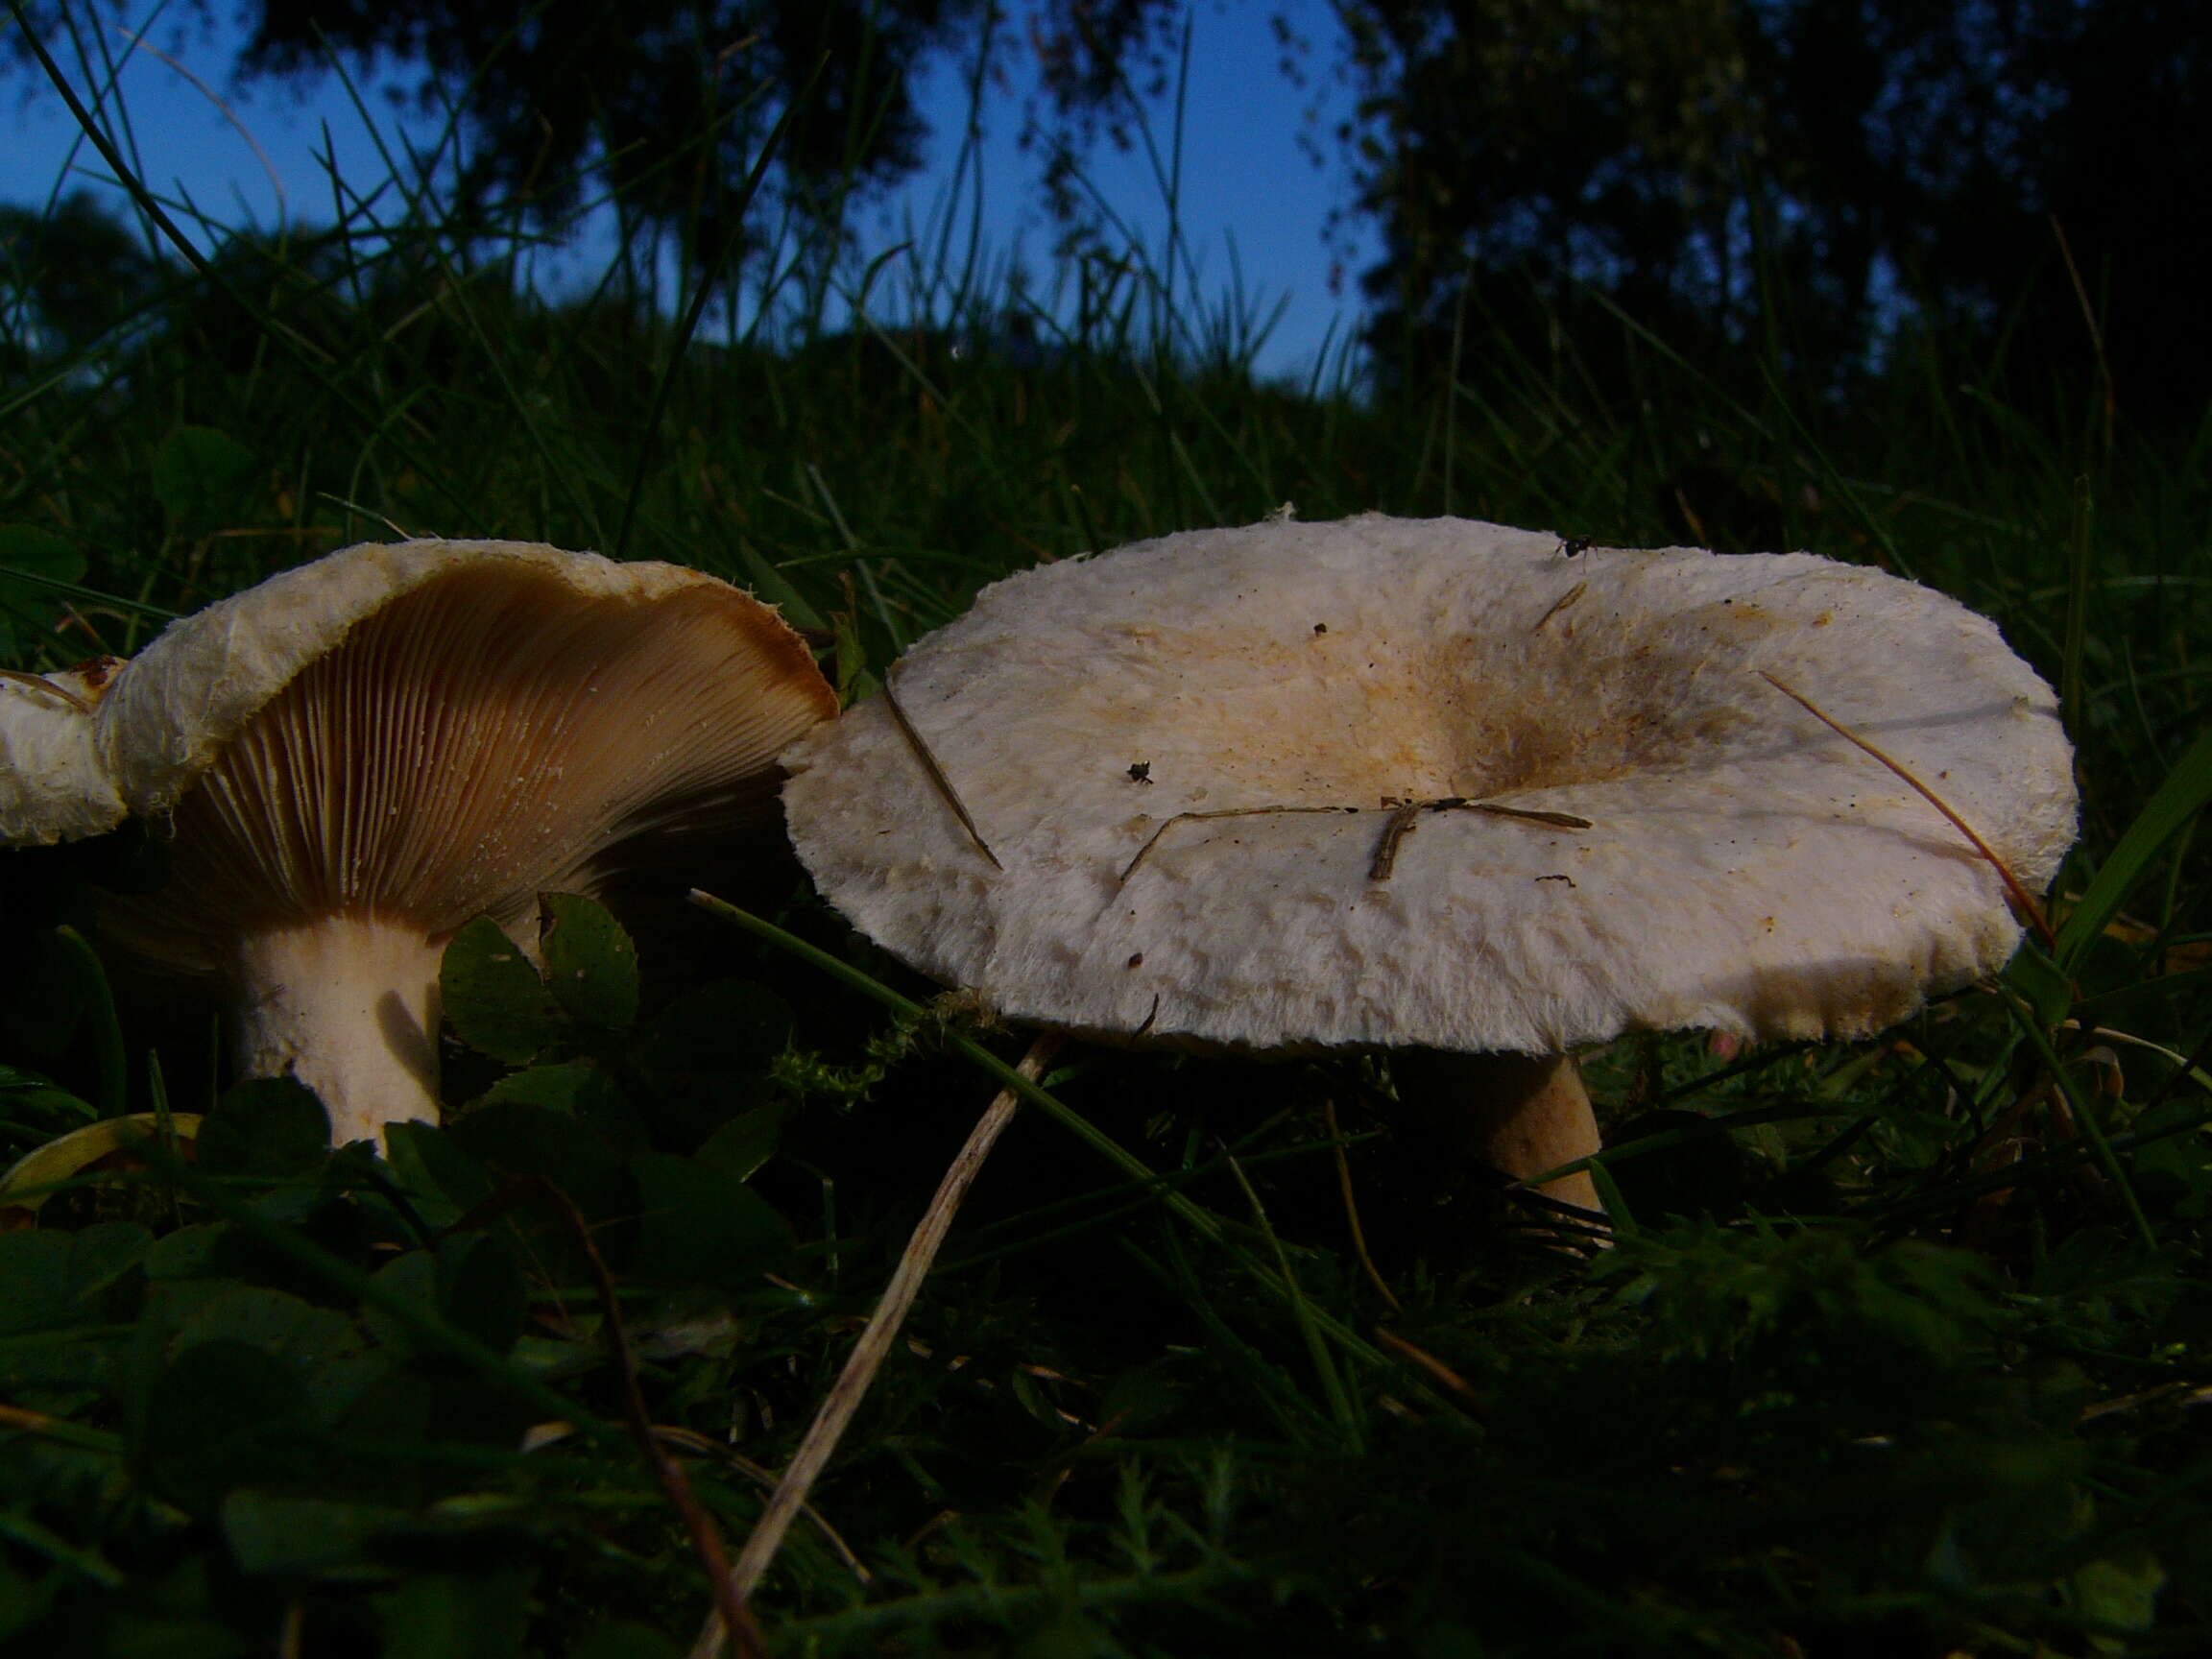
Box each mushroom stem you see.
[1393,1049,1605,1216]
[231,915,445,1149]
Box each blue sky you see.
[2,2,1381,381]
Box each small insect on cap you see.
[783,514,2077,1055]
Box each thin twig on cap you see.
[1118,804,1361,882]
[1757,670,2056,949]
[1433,799,1596,830]
[881,675,1002,870]
[1125,796,1594,887]
[1367,802,1425,880]
[1532,580,1589,633]
[1371,798,1595,882]
[0,667,90,711]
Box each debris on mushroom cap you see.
[90,538,838,971]
[782,514,2078,1055]
[0,659,126,844]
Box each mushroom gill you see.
[91,541,836,1148]
[119,565,822,966]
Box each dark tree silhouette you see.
[10,0,2204,418]
[0,188,165,364]
[1329,0,2210,421]
[10,0,990,267]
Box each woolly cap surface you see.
[783,515,2077,1054]
[88,538,836,968]
[0,658,126,844]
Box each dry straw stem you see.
[0,667,92,712]
[526,1177,757,1655]
[1324,1098,1402,1311]
[1756,669,2057,949]
[1119,803,1361,882]
[882,674,1002,870]
[1369,1326,1487,1416]
[692,1029,1067,1659]
[1531,579,1589,632]
[650,1428,871,1583]
[1118,797,1593,886]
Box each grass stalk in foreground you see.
[694,1030,1063,1658]
[686,888,1409,1386]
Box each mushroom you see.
[780,514,2078,1216]
[0,655,126,844]
[37,539,834,1149]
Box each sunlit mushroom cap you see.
[782,515,2077,1053]
[85,538,836,969]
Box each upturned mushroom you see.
[781,513,2078,1215]
[10,539,836,1149]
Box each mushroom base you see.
[1392,1049,1605,1219]
[231,915,445,1150]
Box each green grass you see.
[2,43,2210,1659]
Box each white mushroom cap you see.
[51,538,835,1146]
[0,658,126,844]
[97,538,836,970]
[782,515,2077,1055]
